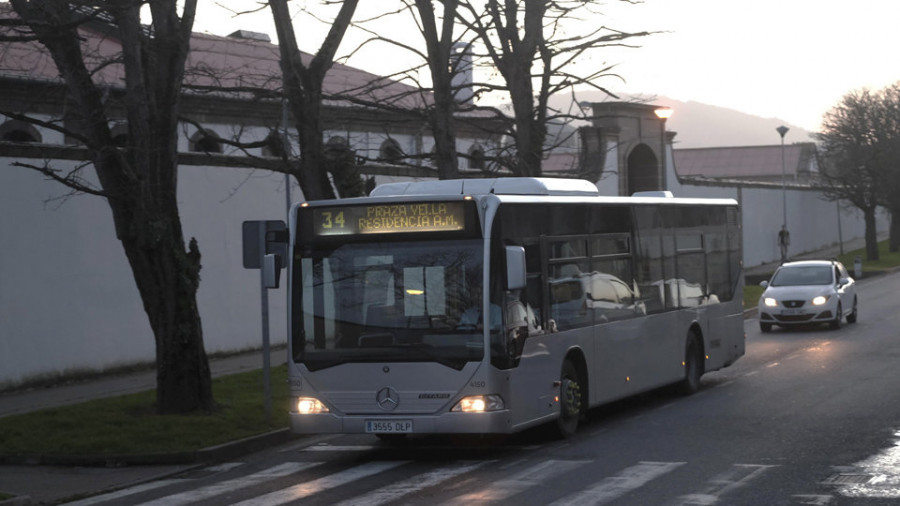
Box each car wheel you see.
[829,302,842,330]
[759,322,772,333]
[676,332,704,396]
[846,297,858,324]
[554,359,583,438]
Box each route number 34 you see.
[321,211,345,229]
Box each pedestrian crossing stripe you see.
[442,459,590,505]
[71,459,782,506]
[331,461,492,506]
[230,460,409,506]
[548,461,687,506]
[137,462,318,506]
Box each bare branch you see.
[12,159,109,197]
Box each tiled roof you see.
[673,143,815,179]
[0,3,427,109]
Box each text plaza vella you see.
[314,202,466,236]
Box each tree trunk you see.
[415,0,460,180]
[11,0,213,414]
[864,206,880,261]
[101,152,214,414]
[890,208,900,252]
[125,227,212,413]
[430,99,461,179]
[295,99,336,201]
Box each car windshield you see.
[770,265,833,286]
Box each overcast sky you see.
[194,0,900,132]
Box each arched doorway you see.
[627,143,659,195]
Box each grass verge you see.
[0,365,290,456]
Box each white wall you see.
[0,158,294,388]
[663,145,886,269]
[1,140,888,388]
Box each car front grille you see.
[782,300,806,308]
[774,314,815,322]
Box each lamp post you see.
[776,125,789,262]
[654,107,673,190]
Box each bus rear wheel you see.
[554,360,583,438]
[676,333,703,396]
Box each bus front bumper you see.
[289,410,513,435]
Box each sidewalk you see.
[0,348,289,506]
[0,347,286,418]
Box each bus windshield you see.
[294,239,485,371]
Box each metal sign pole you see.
[258,225,272,425]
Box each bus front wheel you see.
[555,360,583,438]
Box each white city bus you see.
[284,178,744,437]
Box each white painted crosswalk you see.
[73,454,784,506]
[230,460,409,506]
[548,461,687,506]
[136,462,319,506]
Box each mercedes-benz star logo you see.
[376,386,399,411]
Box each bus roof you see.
[369,178,601,197]
[366,178,737,207]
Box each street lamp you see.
[776,125,790,262]
[654,107,673,190]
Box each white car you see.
[757,260,858,332]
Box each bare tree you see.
[7,0,213,413]
[268,0,361,200]
[456,0,651,176]
[816,88,887,261]
[412,0,462,179]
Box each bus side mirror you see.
[505,246,526,291]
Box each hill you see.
[546,92,814,150]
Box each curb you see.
[0,427,293,467]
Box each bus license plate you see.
[365,420,413,434]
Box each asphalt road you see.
[60,272,900,505]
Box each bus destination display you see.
[314,202,466,236]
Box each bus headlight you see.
[812,295,830,306]
[451,394,505,413]
[297,397,329,414]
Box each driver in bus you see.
[457,303,502,331]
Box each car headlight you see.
[296,397,329,414]
[451,394,505,412]
[812,295,830,306]
[763,297,778,307]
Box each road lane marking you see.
[302,445,378,452]
[136,462,318,506]
[63,480,191,506]
[332,460,491,506]
[443,459,588,505]
[230,460,408,506]
[549,461,686,506]
[670,464,775,505]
